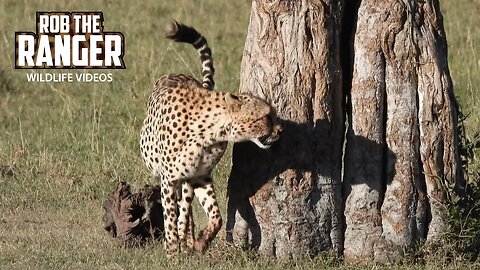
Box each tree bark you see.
[343,0,462,263]
[227,0,462,263]
[226,0,344,259]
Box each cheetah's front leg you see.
[193,177,222,252]
[161,179,179,257]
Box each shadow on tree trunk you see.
[227,117,397,258]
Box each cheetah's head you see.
[224,93,282,149]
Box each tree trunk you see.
[227,0,463,263]
[343,0,462,263]
[226,0,344,259]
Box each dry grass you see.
[0,0,479,269]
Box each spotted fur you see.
[140,20,282,257]
[165,20,214,90]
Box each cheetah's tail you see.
[165,20,215,90]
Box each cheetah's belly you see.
[193,142,228,177]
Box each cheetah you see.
[140,20,282,256]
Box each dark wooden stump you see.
[103,182,164,244]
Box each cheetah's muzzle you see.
[254,123,283,149]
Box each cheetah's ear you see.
[225,93,242,112]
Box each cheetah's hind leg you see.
[177,181,195,252]
[160,178,179,257]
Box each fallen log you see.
[103,181,164,244]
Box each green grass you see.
[442,0,480,174]
[0,0,479,269]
